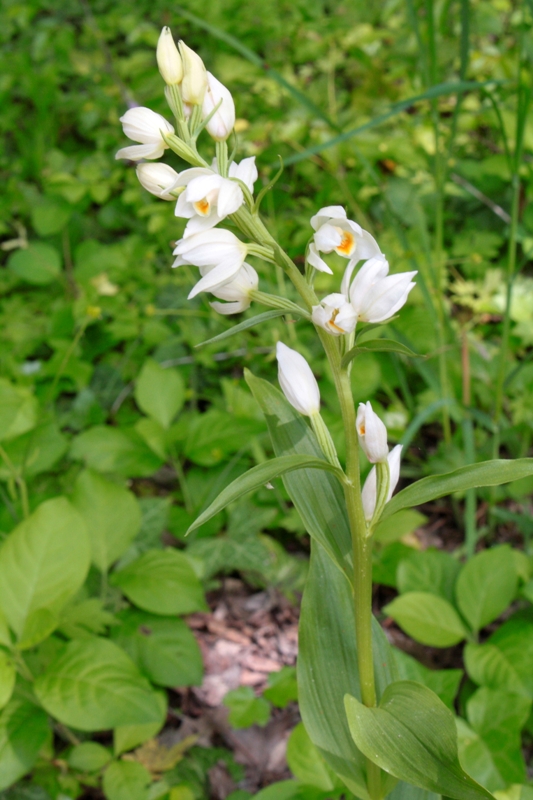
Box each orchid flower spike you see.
[206,262,258,315]
[362,445,403,521]
[312,293,357,336]
[157,27,183,85]
[342,256,417,324]
[202,72,235,141]
[115,107,174,161]
[276,342,321,417]
[356,401,389,463]
[136,163,181,200]
[311,206,382,262]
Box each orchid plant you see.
[116,28,533,800]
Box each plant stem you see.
[462,330,477,558]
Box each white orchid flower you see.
[157,28,183,85]
[276,342,320,417]
[202,72,235,141]
[115,107,174,161]
[311,206,382,261]
[362,445,403,521]
[203,262,258,314]
[343,256,417,323]
[173,229,248,299]
[174,157,257,236]
[136,163,181,200]
[307,243,333,275]
[311,293,357,336]
[179,41,208,105]
[356,401,389,463]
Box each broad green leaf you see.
[67,742,112,772]
[7,243,61,285]
[345,681,493,799]
[394,649,462,709]
[382,459,533,521]
[0,700,50,791]
[245,371,352,580]
[17,608,58,650]
[0,497,90,638]
[110,549,207,615]
[0,380,37,442]
[223,687,271,728]
[103,761,151,800]
[263,666,298,708]
[0,420,67,481]
[187,532,274,581]
[197,310,287,347]
[72,469,141,572]
[455,546,517,632]
[298,541,397,799]
[252,781,302,800]
[397,549,461,604]
[182,409,264,467]
[34,637,164,731]
[58,598,116,639]
[31,197,71,236]
[134,359,185,430]
[186,455,344,535]
[0,652,16,710]
[387,784,441,800]
[373,509,428,544]
[135,417,168,460]
[384,592,468,647]
[341,339,421,369]
[0,611,10,647]
[286,723,337,791]
[111,609,203,688]
[456,718,508,795]
[114,692,166,756]
[464,617,533,698]
[70,426,163,477]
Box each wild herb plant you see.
[111,27,533,800]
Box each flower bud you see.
[179,41,208,105]
[136,163,180,200]
[356,401,389,463]
[276,342,320,417]
[362,445,402,521]
[208,262,258,315]
[202,72,236,141]
[115,107,174,161]
[157,27,183,85]
[312,293,357,336]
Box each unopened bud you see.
[179,41,208,105]
[202,72,235,141]
[356,401,389,463]
[157,27,183,85]
[276,342,320,417]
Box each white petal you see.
[307,243,333,274]
[229,157,258,192]
[387,445,403,500]
[188,260,242,298]
[115,143,165,161]
[216,180,243,217]
[185,174,223,202]
[349,256,390,313]
[360,272,417,322]
[173,167,214,188]
[210,300,249,315]
[356,401,389,463]
[183,213,223,236]
[175,194,196,219]
[120,107,174,143]
[276,342,320,417]
[314,223,342,253]
[310,205,347,231]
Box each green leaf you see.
[455,546,518,632]
[394,649,462,709]
[263,666,298,708]
[298,541,397,799]
[345,680,494,799]
[384,592,468,647]
[0,420,67,481]
[103,761,151,800]
[72,469,142,572]
[373,509,428,544]
[34,637,165,731]
[196,310,287,347]
[70,426,164,477]
[113,692,166,756]
[186,455,344,536]
[245,370,352,579]
[456,718,505,795]
[67,742,112,772]
[0,497,90,638]
[182,409,264,467]
[7,243,61,285]
[286,722,337,791]
[17,608,58,650]
[0,379,37,442]
[397,549,461,604]
[223,687,271,729]
[135,417,168,460]
[110,549,207,615]
[382,458,533,520]
[341,339,421,369]
[134,359,185,430]
[0,700,50,791]
[0,652,16,710]
[58,598,116,639]
[31,198,71,236]
[111,609,203,688]
[464,617,533,698]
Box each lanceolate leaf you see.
[382,459,533,521]
[196,309,287,347]
[345,681,494,800]
[186,454,345,536]
[341,339,421,368]
[245,370,353,579]
[298,541,397,799]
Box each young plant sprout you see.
[116,30,498,800]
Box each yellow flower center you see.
[336,231,355,256]
[194,198,211,216]
[328,308,345,333]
